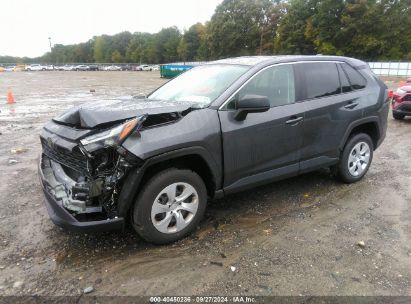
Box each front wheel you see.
[132,168,207,244]
[336,133,373,183]
[393,112,405,120]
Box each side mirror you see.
[234,94,270,121]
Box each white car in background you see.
[141,65,153,71]
[150,65,159,71]
[26,64,47,71]
[4,66,15,72]
[135,64,152,71]
[62,65,74,71]
[104,65,121,71]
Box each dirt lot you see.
[0,71,410,297]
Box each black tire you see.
[336,133,373,183]
[132,168,207,244]
[393,112,405,120]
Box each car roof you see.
[209,55,367,68]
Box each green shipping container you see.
[160,64,193,78]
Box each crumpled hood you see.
[53,97,193,129]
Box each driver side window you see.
[227,64,295,109]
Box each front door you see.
[218,64,305,193]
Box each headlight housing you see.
[396,88,406,95]
[80,116,143,152]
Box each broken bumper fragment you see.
[39,155,125,233]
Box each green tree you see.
[274,0,315,54]
[196,22,211,60]
[126,32,151,63]
[2,0,410,63]
[93,36,106,63]
[208,0,286,58]
[157,27,182,63]
[183,23,204,60]
[177,38,188,62]
[111,50,123,63]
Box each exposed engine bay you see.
[40,105,187,222]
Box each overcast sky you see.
[1,0,222,57]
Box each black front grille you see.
[41,138,89,175]
[402,94,411,102]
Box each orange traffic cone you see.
[7,88,15,104]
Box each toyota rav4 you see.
[39,56,389,244]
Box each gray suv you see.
[39,56,389,244]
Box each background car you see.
[392,85,411,120]
[5,66,16,72]
[121,65,132,71]
[89,65,99,71]
[74,65,90,71]
[104,65,121,71]
[141,65,153,71]
[134,64,148,71]
[26,64,47,71]
[62,65,74,71]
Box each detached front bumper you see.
[38,155,125,233]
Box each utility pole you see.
[48,37,53,65]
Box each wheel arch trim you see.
[117,146,222,217]
[339,117,381,151]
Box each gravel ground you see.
[0,71,409,297]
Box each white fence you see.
[368,62,411,77]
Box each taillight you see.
[388,90,393,99]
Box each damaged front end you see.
[39,116,147,232]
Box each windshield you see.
[148,64,249,107]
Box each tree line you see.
[1,0,410,64]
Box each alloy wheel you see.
[348,141,371,177]
[151,182,199,234]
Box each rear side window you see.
[341,63,366,90]
[300,62,341,99]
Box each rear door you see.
[296,62,364,172]
[218,64,305,193]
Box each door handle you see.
[344,102,359,109]
[285,116,303,125]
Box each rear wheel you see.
[132,168,207,244]
[336,133,373,183]
[393,112,405,120]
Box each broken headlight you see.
[80,116,143,152]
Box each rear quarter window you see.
[341,63,367,90]
[300,62,341,99]
[337,64,352,93]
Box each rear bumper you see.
[38,155,125,233]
